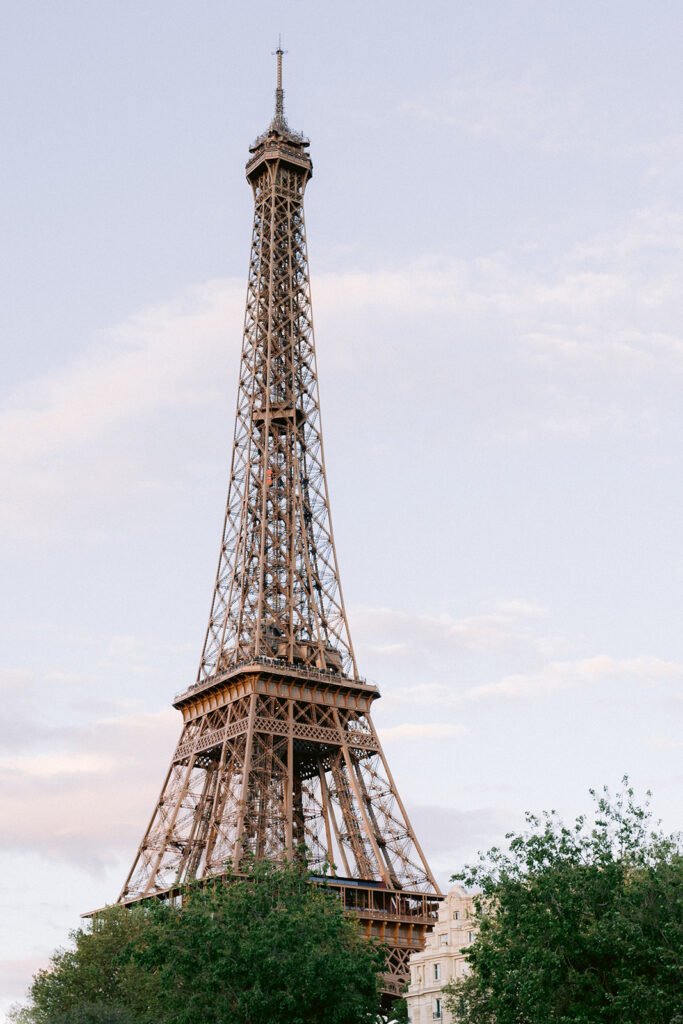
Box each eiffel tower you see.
[119,47,441,996]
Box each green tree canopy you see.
[444,781,683,1024]
[11,860,384,1024]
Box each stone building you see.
[405,885,477,1023]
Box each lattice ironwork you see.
[118,46,440,997]
[196,55,354,682]
[122,680,436,899]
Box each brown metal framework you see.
[119,48,440,997]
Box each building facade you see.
[405,885,477,1023]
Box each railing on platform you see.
[174,656,371,703]
[320,878,441,925]
[98,870,441,924]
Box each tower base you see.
[100,872,442,1000]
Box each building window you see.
[453,910,460,920]
[439,933,449,945]
[434,963,441,981]
[468,931,475,943]
[433,997,442,1019]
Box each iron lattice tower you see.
[119,49,440,995]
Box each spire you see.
[272,36,287,131]
[249,40,309,154]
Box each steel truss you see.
[119,50,441,998]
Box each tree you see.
[138,858,385,1024]
[11,860,385,1024]
[443,781,683,1024]
[9,903,159,1024]
[388,996,409,1023]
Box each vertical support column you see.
[329,752,373,877]
[369,720,440,892]
[119,760,174,900]
[138,755,200,897]
[332,708,392,886]
[232,691,257,867]
[352,750,401,889]
[285,698,294,854]
[318,763,343,876]
[175,757,219,881]
[203,732,235,871]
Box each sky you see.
[2,0,683,1015]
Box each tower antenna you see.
[272,35,287,126]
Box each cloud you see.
[0,753,116,777]
[0,704,465,872]
[0,599,516,873]
[351,600,566,699]
[402,70,683,179]
[0,278,245,541]
[573,206,683,264]
[378,723,466,742]
[1,616,680,874]
[350,602,683,711]
[383,653,683,708]
[401,70,589,153]
[351,600,550,660]
[2,278,240,454]
[0,708,178,870]
[2,203,683,549]
[0,956,48,1005]
[469,655,683,700]
[407,804,512,887]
